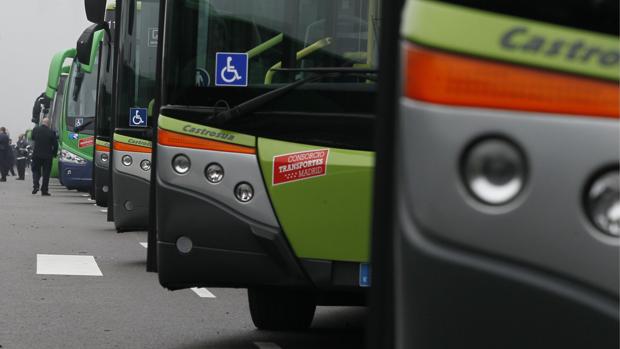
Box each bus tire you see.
[248,287,316,331]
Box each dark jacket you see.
[31,125,58,159]
[0,133,8,152]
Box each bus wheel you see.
[248,287,316,331]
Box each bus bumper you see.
[59,160,92,190]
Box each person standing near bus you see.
[31,118,58,196]
[15,134,28,180]
[0,127,9,181]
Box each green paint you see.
[402,0,619,80]
[113,133,152,148]
[50,158,59,178]
[258,138,374,262]
[45,48,77,98]
[81,29,105,74]
[158,114,256,147]
[96,139,111,148]
[61,130,94,160]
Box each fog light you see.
[124,201,134,211]
[102,185,109,193]
[586,170,620,237]
[122,155,133,166]
[172,154,190,174]
[140,159,151,171]
[235,182,254,203]
[101,153,109,162]
[176,236,193,254]
[463,138,526,205]
[205,163,224,183]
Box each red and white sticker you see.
[272,149,329,186]
[78,136,95,148]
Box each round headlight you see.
[172,154,191,174]
[176,236,193,254]
[101,152,109,162]
[586,170,619,237]
[462,138,526,205]
[140,159,151,171]
[122,155,133,166]
[205,163,224,183]
[235,182,254,203]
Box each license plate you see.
[359,263,371,287]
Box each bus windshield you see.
[163,0,381,110]
[66,60,99,135]
[116,0,159,129]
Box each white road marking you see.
[100,209,107,213]
[254,342,282,349]
[139,242,148,248]
[36,254,103,276]
[81,194,90,197]
[92,204,98,207]
[190,287,216,298]
[87,198,94,201]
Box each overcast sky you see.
[0,1,90,138]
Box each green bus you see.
[58,26,104,191]
[152,0,380,330]
[370,0,619,348]
[45,49,76,179]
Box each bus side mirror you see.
[77,23,104,65]
[84,0,107,24]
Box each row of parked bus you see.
[31,0,618,347]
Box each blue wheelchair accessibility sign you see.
[129,108,148,127]
[215,52,248,87]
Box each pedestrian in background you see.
[0,127,10,181]
[31,118,58,196]
[15,134,28,180]
[8,139,16,176]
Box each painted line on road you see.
[254,342,282,349]
[36,254,103,276]
[82,194,90,197]
[92,204,98,207]
[139,242,148,248]
[191,287,216,298]
[100,209,108,213]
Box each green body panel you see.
[402,0,619,81]
[257,138,374,262]
[61,129,94,160]
[96,139,111,148]
[158,114,256,147]
[45,48,77,98]
[81,30,105,74]
[50,157,59,178]
[113,133,152,148]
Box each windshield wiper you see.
[210,68,377,125]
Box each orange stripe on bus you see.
[95,145,110,152]
[404,44,619,118]
[158,128,256,154]
[113,141,152,153]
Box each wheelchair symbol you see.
[129,108,148,127]
[215,53,248,87]
[220,57,242,83]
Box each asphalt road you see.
[0,174,365,349]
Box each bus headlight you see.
[122,155,133,166]
[235,182,254,203]
[172,154,191,174]
[462,138,526,205]
[140,159,151,171]
[586,170,620,237]
[205,163,224,183]
[101,152,109,162]
[60,149,87,165]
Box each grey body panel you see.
[157,144,280,229]
[112,149,151,230]
[399,99,619,295]
[113,149,151,181]
[95,150,109,169]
